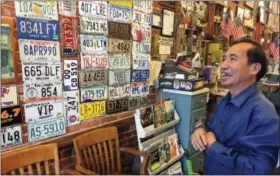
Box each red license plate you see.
[60,16,78,55]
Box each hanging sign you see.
[79,70,108,87]
[108,38,131,53]
[108,4,132,23]
[132,8,152,26]
[60,16,78,55]
[131,82,149,97]
[108,22,131,40]
[63,90,80,126]
[108,84,130,100]
[132,53,150,70]
[63,60,78,91]
[78,1,107,19]
[80,52,108,70]
[131,70,150,82]
[1,125,23,148]
[80,35,108,53]
[108,54,130,69]
[132,41,151,54]
[58,1,76,17]
[80,16,108,35]
[80,85,108,102]
[80,101,106,120]
[132,23,151,43]
[1,105,22,128]
[159,36,173,55]
[106,98,129,114]
[1,85,18,107]
[109,69,130,85]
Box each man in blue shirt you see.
[191,38,280,174]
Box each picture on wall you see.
[1,49,15,80]
[259,7,267,24]
[195,2,208,21]
[243,8,253,28]
[246,1,255,9]
[162,9,174,36]
[236,7,245,24]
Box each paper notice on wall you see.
[159,37,173,55]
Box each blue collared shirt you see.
[204,84,280,174]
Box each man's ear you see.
[251,63,261,75]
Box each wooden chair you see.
[72,126,149,175]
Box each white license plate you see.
[108,4,132,23]
[1,125,22,148]
[79,1,107,19]
[80,35,108,53]
[1,85,18,107]
[81,85,108,102]
[132,41,151,54]
[132,53,150,70]
[15,1,58,20]
[133,1,153,13]
[80,16,108,35]
[19,39,60,61]
[131,23,151,43]
[58,1,76,17]
[109,84,130,100]
[79,70,108,87]
[22,61,62,82]
[108,54,130,69]
[63,90,80,126]
[23,82,63,103]
[63,60,78,91]
[24,100,63,123]
[80,52,108,70]
[132,8,152,26]
[108,38,131,53]
[28,116,66,143]
[131,82,149,96]
[109,70,130,85]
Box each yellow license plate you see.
[80,101,106,120]
[109,0,132,8]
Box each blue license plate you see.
[131,70,149,82]
[16,17,59,41]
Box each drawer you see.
[191,93,208,110]
[190,108,207,133]
[189,151,204,173]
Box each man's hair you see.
[231,38,268,81]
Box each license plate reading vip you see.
[108,4,132,23]
[19,39,60,61]
[79,1,107,19]
[133,41,151,54]
[109,84,130,100]
[80,16,108,35]
[16,17,59,41]
[22,61,62,81]
[81,85,108,102]
[79,70,108,87]
[132,9,152,26]
[64,60,78,91]
[133,1,153,13]
[28,117,66,143]
[109,70,130,85]
[106,98,129,114]
[1,125,22,148]
[108,38,131,53]
[109,54,130,69]
[60,16,78,55]
[132,53,150,70]
[15,1,58,20]
[80,35,108,53]
[58,1,76,17]
[131,70,149,82]
[81,52,108,70]
[64,90,80,126]
[131,82,149,96]
[80,101,106,120]
[132,23,151,43]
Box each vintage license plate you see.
[24,100,63,123]
[16,17,59,41]
[79,70,108,87]
[129,96,148,110]
[108,38,131,53]
[109,0,132,8]
[80,35,108,53]
[132,23,151,43]
[23,82,63,103]
[131,70,149,82]
[22,61,62,82]
[108,4,132,23]
[63,60,78,91]
[80,101,106,120]
[80,16,108,35]
[109,70,130,85]
[108,84,130,100]
[80,52,108,70]
[132,8,152,26]
[1,24,10,48]
[15,1,58,20]
[132,53,150,70]
[19,39,60,61]
[1,105,22,128]
[1,85,18,107]
[60,16,78,55]
[78,1,107,19]
[131,82,149,97]
[106,98,129,114]
[132,41,151,54]
[108,54,130,69]
[1,125,22,148]
[28,116,66,143]
[58,1,76,17]
[108,22,131,40]
[81,85,108,102]
[133,1,153,13]
[63,90,80,126]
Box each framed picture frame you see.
[162,9,175,37]
[259,7,267,24]
[243,8,253,28]
[152,13,162,28]
[195,1,208,21]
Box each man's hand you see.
[191,128,207,152]
[205,132,216,149]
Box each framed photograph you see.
[152,13,162,28]
[195,2,208,21]
[243,8,253,28]
[259,7,267,24]
[162,9,175,37]
[236,7,245,24]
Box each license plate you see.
[78,1,107,19]
[109,0,132,8]
[19,39,60,61]
[133,1,153,13]
[131,70,149,82]
[132,23,151,43]
[81,85,108,102]
[108,84,130,100]
[79,70,108,87]
[129,96,148,110]
[108,4,132,23]
[108,54,130,69]
[63,90,80,126]
[80,16,108,35]
[63,60,78,91]
[24,100,63,123]
[80,101,106,120]
[1,105,22,128]
[80,52,108,70]
[23,82,63,103]
[132,8,152,26]
[106,98,129,114]
[58,1,76,17]
[60,16,78,55]
[22,61,62,82]
[109,69,130,85]
[16,17,59,41]
[15,1,58,20]
[28,116,66,143]
[108,38,131,53]
[1,125,23,148]
[1,85,18,107]
[132,53,150,70]
[131,82,149,96]
[132,41,151,54]
[80,35,108,53]
[108,22,131,40]
[1,24,10,48]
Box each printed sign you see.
[132,8,152,26]
[129,96,148,110]
[109,69,130,85]
[108,38,131,53]
[58,1,76,17]
[24,100,63,123]
[28,116,66,143]
[15,1,58,20]
[80,52,108,70]
[108,4,132,23]
[132,23,151,43]
[79,70,108,87]
[22,61,62,82]
[80,35,108,53]
[1,125,22,148]
[80,85,108,102]
[108,22,131,40]
[78,1,107,19]
[131,82,149,97]
[60,16,78,55]
[1,85,18,107]
[63,60,78,91]
[80,16,108,35]
[63,90,80,126]
[1,105,22,128]
[108,84,130,100]
[1,24,10,48]
[133,1,153,13]
[80,101,106,120]
[108,54,130,69]
[132,53,150,70]
[132,41,151,54]
[106,98,129,114]
[131,70,149,82]
[19,39,60,61]
[16,17,59,41]
[159,36,173,55]
[109,0,132,8]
